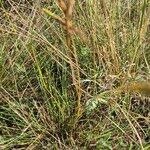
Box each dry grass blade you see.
[100,0,120,73]
[56,0,67,13]
[65,0,75,47]
[64,0,82,117]
[66,0,75,20]
[42,8,86,42]
[43,1,82,117]
[42,8,66,25]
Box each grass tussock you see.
[0,0,150,149]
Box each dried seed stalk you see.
[43,0,83,117]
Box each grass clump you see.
[0,0,150,149]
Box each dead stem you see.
[43,0,83,118]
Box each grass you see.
[0,0,150,149]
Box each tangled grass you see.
[0,0,150,149]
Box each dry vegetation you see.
[0,0,150,149]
